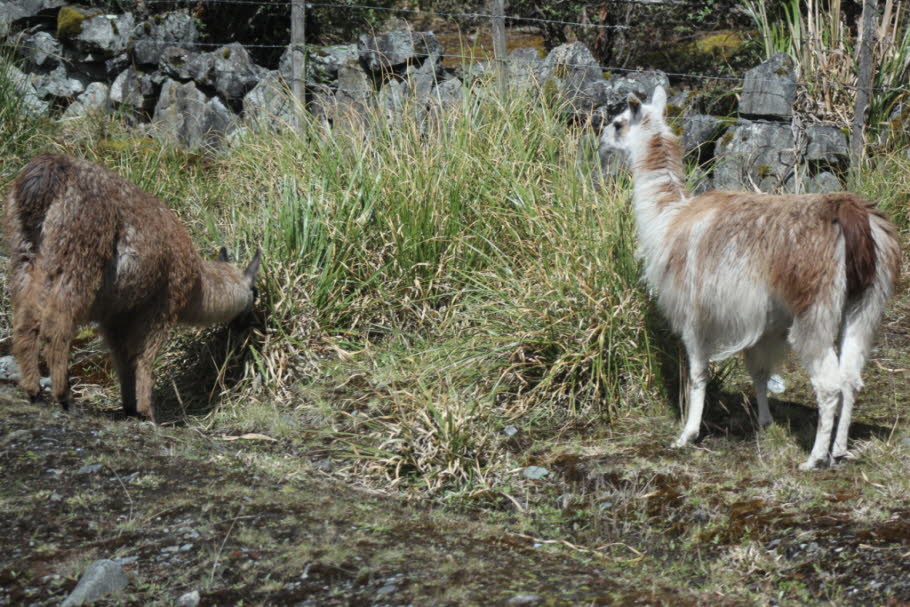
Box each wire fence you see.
[7,0,908,134]
[121,0,908,95]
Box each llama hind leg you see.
[38,301,77,410]
[100,326,138,416]
[673,343,709,448]
[12,297,43,402]
[831,313,876,460]
[744,333,789,430]
[799,346,841,470]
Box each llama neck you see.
[179,261,251,326]
[628,133,689,259]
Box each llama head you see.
[599,85,669,155]
[213,247,262,318]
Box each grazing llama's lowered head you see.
[180,247,262,326]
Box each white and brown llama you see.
[600,86,900,469]
[5,154,261,422]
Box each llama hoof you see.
[672,434,696,449]
[831,449,856,463]
[799,456,828,471]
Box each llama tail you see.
[836,197,900,387]
[8,154,71,251]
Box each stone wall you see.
[1,2,850,192]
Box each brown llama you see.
[5,154,261,422]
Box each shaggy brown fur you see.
[5,154,261,421]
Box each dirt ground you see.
[1,274,909,607]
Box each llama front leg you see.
[744,334,788,430]
[800,347,841,470]
[674,345,709,448]
[130,318,173,423]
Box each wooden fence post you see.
[291,0,307,113]
[491,0,508,97]
[851,0,878,169]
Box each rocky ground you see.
[2,294,909,607]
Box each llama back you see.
[650,191,897,359]
[6,155,201,322]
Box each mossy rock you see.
[693,31,744,58]
[57,6,101,39]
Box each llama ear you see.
[651,85,667,115]
[218,246,230,263]
[244,249,262,284]
[627,94,642,120]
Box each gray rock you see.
[358,30,442,74]
[506,47,544,90]
[377,583,397,595]
[152,79,237,148]
[160,46,198,81]
[77,462,103,475]
[187,43,265,103]
[133,11,199,66]
[713,119,798,192]
[539,41,602,96]
[426,77,463,121]
[5,63,50,116]
[110,67,160,111]
[0,0,66,38]
[19,31,62,69]
[464,47,544,91]
[503,425,518,437]
[805,125,849,171]
[243,70,299,130]
[280,43,357,86]
[740,53,796,120]
[314,60,373,126]
[75,12,135,58]
[901,437,910,447]
[60,559,128,607]
[176,590,200,607]
[405,55,440,100]
[378,78,406,121]
[33,64,85,100]
[804,171,843,193]
[0,355,20,381]
[508,593,543,605]
[522,466,549,480]
[682,114,727,161]
[63,82,111,118]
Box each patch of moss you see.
[720,131,735,147]
[756,164,772,178]
[694,31,744,58]
[57,6,90,38]
[665,103,684,119]
[775,68,790,76]
[222,47,232,59]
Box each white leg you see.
[674,345,708,448]
[832,316,872,460]
[800,347,841,470]
[744,335,787,430]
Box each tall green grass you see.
[183,90,656,489]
